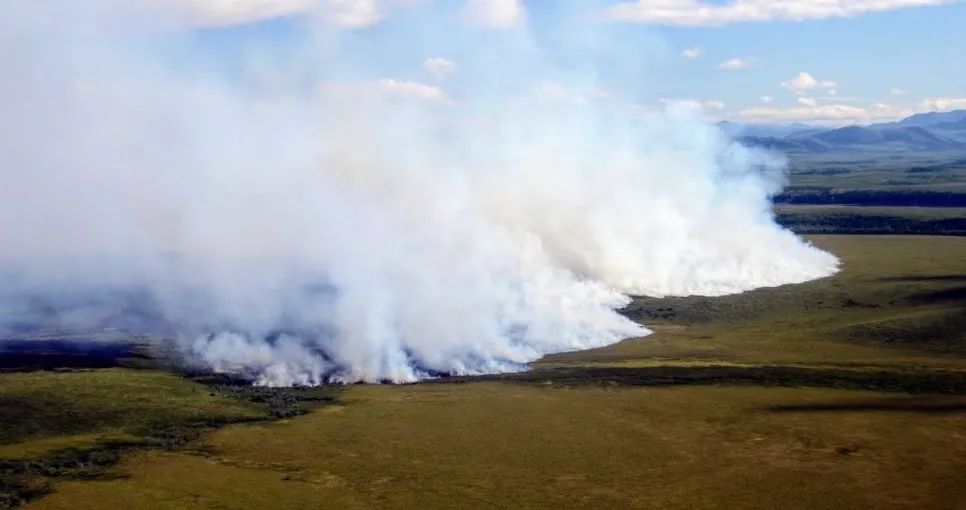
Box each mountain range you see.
[725,110,966,153]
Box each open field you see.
[785,152,966,189]
[0,370,338,507]
[773,153,966,235]
[777,152,966,207]
[570,235,966,368]
[23,384,966,510]
[2,234,965,509]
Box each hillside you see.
[733,109,966,153]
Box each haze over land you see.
[2,3,966,509]
[0,1,840,385]
[728,109,966,153]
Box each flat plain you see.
[2,234,963,509]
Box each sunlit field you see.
[24,383,966,510]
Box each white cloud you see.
[716,57,753,70]
[154,0,314,27]
[605,0,954,26]
[657,99,726,115]
[920,97,966,110]
[149,0,426,28]
[797,97,817,107]
[781,72,838,96]
[532,82,618,106]
[423,57,456,81]
[659,99,701,109]
[319,78,453,106]
[890,88,907,95]
[463,0,526,28]
[375,79,452,105]
[316,0,385,27]
[760,95,773,103]
[681,47,703,59]
[738,102,914,125]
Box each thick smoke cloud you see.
[0,1,838,385]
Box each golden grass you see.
[0,369,263,450]
[27,383,966,510]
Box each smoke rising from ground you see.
[0,2,838,384]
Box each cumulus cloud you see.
[738,102,914,125]
[716,57,753,70]
[143,0,429,28]
[151,0,314,27]
[316,79,451,106]
[656,99,727,115]
[920,97,966,110]
[315,0,385,27]
[423,57,456,81]
[760,95,774,103]
[681,47,703,59]
[463,0,526,28]
[375,79,452,104]
[604,0,953,26]
[781,72,837,96]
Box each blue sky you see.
[148,0,966,125]
[655,3,966,118]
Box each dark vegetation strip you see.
[0,340,150,372]
[442,366,966,395]
[765,396,966,414]
[775,188,966,207]
[777,213,966,236]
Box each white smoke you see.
[0,1,838,385]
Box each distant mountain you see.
[784,127,828,139]
[896,109,966,127]
[863,109,966,131]
[734,109,966,153]
[717,121,820,138]
[737,136,831,153]
[811,125,960,150]
[928,116,966,142]
[932,116,966,130]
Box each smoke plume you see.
[0,1,838,384]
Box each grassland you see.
[566,235,966,368]
[776,152,966,207]
[1,234,962,509]
[784,152,966,191]
[772,152,966,234]
[23,384,966,510]
[0,370,338,507]
[0,370,266,448]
